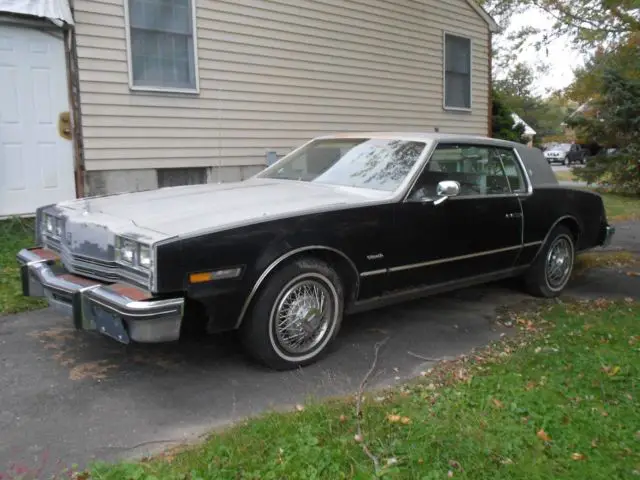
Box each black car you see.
[17,133,615,370]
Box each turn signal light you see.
[189,267,242,284]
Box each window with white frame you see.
[127,0,198,91]
[444,33,471,110]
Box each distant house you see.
[0,0,499,217]
[511,113,536,146]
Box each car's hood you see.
[57,178,391,237]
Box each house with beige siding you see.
[0,0,498,216]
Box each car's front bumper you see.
[17,248,184,344]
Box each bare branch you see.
[355,337,389,475]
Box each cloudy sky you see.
[492,7,589,96]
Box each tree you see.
[493,63,570,141]
[479,0,640,50]
[567,38,640,194]
[491,89,526,142]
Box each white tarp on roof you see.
[511,113,536,136]
[0,0,73,25]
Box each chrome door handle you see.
[506,212,523,219]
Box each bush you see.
[573,151,640,194]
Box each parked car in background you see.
[544,143,588,165]
[17,133,615,370]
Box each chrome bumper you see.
[601,225,616,247]
[17,248,184,344]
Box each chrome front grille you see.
[43,236,150,289]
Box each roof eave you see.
[465,0,500,33]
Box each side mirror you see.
[434,180,460,205]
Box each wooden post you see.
[487,31,493,137]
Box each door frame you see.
[0,13,82,211]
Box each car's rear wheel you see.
[523,225,575,298]
[563,156,569,166]
[240,257,344,370]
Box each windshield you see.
[555,144,572,152]
[259,138,427,192]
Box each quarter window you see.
[408,144,524,200]
[444,33,472,110]
[127,0,198,91]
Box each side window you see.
[494,148,527,193]
[409,144,516,200]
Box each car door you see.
[568,144,580,163]
[386,143,525,292]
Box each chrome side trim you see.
[388,244,526,273]
[235,245,360,329]
[359,242,543,277]
[360,269,387,278]
[511,147,534,196]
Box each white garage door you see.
[0,24,75,217]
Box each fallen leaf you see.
[591,439,598,448]
[354,434,363,443]
[448,471,454,478]
[387,414,401,423]
[537,429,551,442]
[418,458,424,464]
[492,398,505,409]
[608,366,621,377]
[626,271,639,277]
[571,453,586,461]
[295,404,305,412]
[339,415,347,423]
[400,416,412,425]
[449,460,463,470]
[525,381,537,391]
[386,457,398,466]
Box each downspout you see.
[63,1,86,198]
[487,31,493,137]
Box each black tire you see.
[240,257,344,370]
[563,156,569,166]
[523,225,575,298]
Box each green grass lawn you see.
[554,170,576,182]
[600,193,640,222]
[87,299,640,480]
[0,218,46,315]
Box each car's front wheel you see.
[523,225,575,298]
[563,156,570,166]
[240,257,344,370]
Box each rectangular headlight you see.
[42,213,63,239]
[115,236,153,271]
[116,237,137,265]
[139,245,152,269]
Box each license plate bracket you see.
[91,305,130,344]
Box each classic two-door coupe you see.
[17,133,615,370]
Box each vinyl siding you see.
[73,0,491,172]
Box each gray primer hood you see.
[57,178,391,237]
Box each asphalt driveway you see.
[1,223,639,475]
